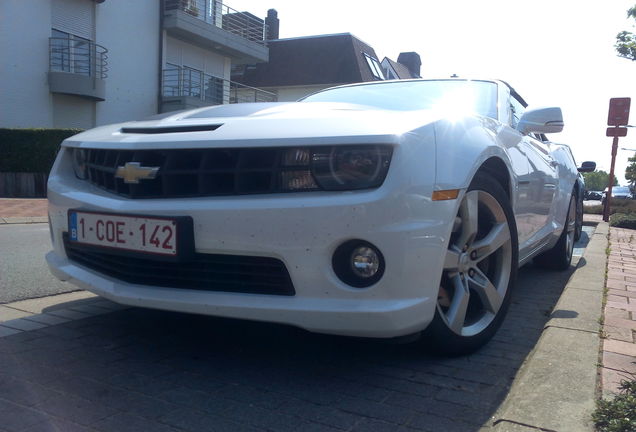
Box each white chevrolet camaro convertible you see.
[46,79,594,355]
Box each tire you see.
[574,190,583,242]
[421,172,518,356]
[533,193,576,271]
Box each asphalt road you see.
[0,223,77,303]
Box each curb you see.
[0,291,130,337]
[492,222,608,432]
[0,216,48,225]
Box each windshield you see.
[614,187,631,194]
[301,80,499,119]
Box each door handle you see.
[550,161,559,167]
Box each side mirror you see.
[517,107,564,135]
[577,161,596,173]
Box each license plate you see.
[68,211,181,257]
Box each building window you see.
[50,29,92,76]
[363,53,385,80]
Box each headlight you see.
[311,145,392,190]
[279,145,392,192]
[71,148,88,180]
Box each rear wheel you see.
[534,193,576,270]
[574,190,583,241]
[421,173,518,356]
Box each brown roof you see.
[382,57,414,79]
[232,33,383,87]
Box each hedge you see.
[0,128,82,173]
[610,213,636,229]
[585,199,636,216]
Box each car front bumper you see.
[46,144,455,338]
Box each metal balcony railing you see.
[162,67,276,105]
[49,37,108,79]
[164,0,267,45]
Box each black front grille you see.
[64,236,296,296]
[83,148,309,198]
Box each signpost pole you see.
[604,136,619,222]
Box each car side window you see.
[509,96,526,129]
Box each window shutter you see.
[52,0,94,39]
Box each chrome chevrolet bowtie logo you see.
[114,162,159,184]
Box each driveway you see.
[0,229,592,432]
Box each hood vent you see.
[120,124,222,134]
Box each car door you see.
[519,136,558,242]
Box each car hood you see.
[63,102,452,150]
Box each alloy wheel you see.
[438,190,513,337]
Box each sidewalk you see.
[601,227,636,396]
[0,198,48,224]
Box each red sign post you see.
[604,98,631,222]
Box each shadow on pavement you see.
[0,261,580,432]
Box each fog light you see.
[351,246,380,278]
[333,240,385,288]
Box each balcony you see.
[163,0,269,64]
[48,37,108,101]
[160,67,276,113]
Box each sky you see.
[229,0,636,184]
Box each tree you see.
[616,6,636,60]
[583,170,618,191]
[626,154,636,187]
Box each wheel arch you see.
[475,157,512,200]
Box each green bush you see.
[610,213,636,229]
[585,199,636,216]
[593,378,636,432]
[0,128,82,173]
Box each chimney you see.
[397,52,421,78]
[265,9,279,40]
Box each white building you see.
[0,0,274,130]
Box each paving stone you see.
[608,294,629,303]
[408,412,479,432]
[1,317,49,331]
[606,300,636,312]
[608,288,636,299]
[605,315,636,330]
[605,325,634,342]
[159,407,259,432]
[35,392,119,426]
[604,338,636,357]
[0,374,63,406]
[277,398,359,430]
[0,305,33,321]
[24,313,71,326]
[0,400,53,432]
[602,367,630,397]
[605,307,631,320]
[99,392,179,419]
[68,304,115,316]
[352,418,404,432]
[384,392,434,412]
[338,396,415,425]
[603,351,636,374]
[46,309,93,320]
[26,418,94,432]
[94,412,178,432]
[0,326,21,337]
[5,291,97,314]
